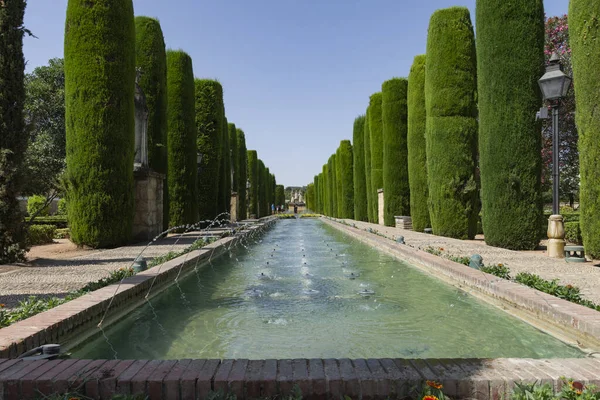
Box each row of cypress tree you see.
[311,1,589,252]
[63,0,273,247]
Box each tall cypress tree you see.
[195,79,223,221]
[364,110,374,222]
[425,7,479,239]
[477,0,544,250]
[135,16,168,230]
[276,184,285,208]
[353,116,368,221]
[327,157,335,216]
[166,50,198,227]
[338,140,354,219]
[331,154,338,218]
[314,175,320,213]
[219,115,231,216]
[407,55,431,233]
[237,129,248,219]
[258,159,266,217]
[65,0,136,247]
[229,123,239,202]
[369,93,384,223]
[0,0,28,262]
[322,165,329,216]
[335,146,343,217]
[247,150,258,218]
[382,78,410,226]
[570,0,600,258]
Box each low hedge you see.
[564,221,582,245]
[28,225,56,245]
[25,216,68,229]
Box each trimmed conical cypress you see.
[476,0,544,250]
[219,115,231,216]
[135,16,168,230]
[364,110,374,222]
[247,150,258,218]
[407,55,431,233]
[425,7,479,239]
[229,123,239,198]
[65,0,135,247]
[0,0,28,262]
[166,50,198,227]
[369,94,384,220]
[195,79,223,221]
[353,116,368,221]
[338,140,354,219]
[237,129,248,220]
[313,175,321,213]
[335,147,343,217]
[382,78,410,226]
[570,0,600,258]
[258,160,266,217]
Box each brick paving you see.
[333,218,600,305]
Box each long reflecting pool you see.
[73,218,583,359]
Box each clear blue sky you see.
[24,0,568,187]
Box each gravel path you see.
[333,218,600,304]
[0,230,229,309]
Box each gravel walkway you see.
[0,230,230,309]
[333,218,600,305]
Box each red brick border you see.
[0,220,276,359]
[1,357,599,400]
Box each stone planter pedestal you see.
[547,214,565,259]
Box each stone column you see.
[378,188,385,226]
[230,192,238,223]
[547,214,565,258]
[133,169,165,241]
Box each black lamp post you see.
[538,52,573,215]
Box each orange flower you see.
[569,381,584,392]
[426,380,443,389]
[439,248,444,251]
[68,397,81,400]
[0,304,5,308]
[498,263,504,267]
[423,396,439,400]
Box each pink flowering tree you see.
[542,14,578,209]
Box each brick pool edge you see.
[0,218,276,360]
[321,217,600,350]
[1,357,600,399]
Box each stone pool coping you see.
[0,218,276,359]
[1,357,600,400]
[321,217,600,350]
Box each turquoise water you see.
[72,219,583,359]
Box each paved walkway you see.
[332,218,600,304]
[0,229,231,309]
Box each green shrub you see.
[54,228,70,239]
[352,116,368,221]
[0,0,28,264]
[564,221,583,245]
[407,55,431,233]
[166,50,198,227]
[247,150,258,217]
[23,216,67,229]
[229,123,239,215]
[57,198,67,216]
[382,78,410,226]
[570,0,600,258]
[476,0,544,250]
[364,110,374,222]
[28,224,56,245]
[369,92,384,221]
[27,195,49,217]
[337,140,354,219]
[64,0,135,247]
[237,130,248,220]
[480,263,511,280]
[135,16,168,230]
[195,79,223,221]
[425,7,479,240]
